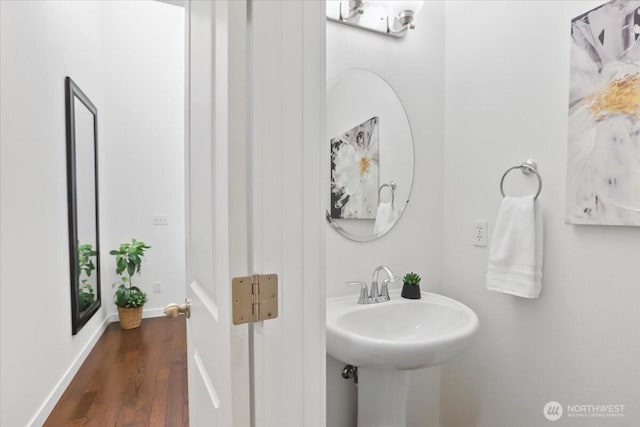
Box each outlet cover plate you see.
[473,220,488,247]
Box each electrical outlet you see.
[153,282,161,293]
[152,214,168,225]
[472,220,488,247]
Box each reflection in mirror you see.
[326,69,414,241]
[330,116,379,220]
[66,77,101,334]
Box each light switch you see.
[153,214,168,225]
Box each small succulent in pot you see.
[401,272,422,300]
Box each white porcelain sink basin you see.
[327,289,479,370]
[327,289,478,426]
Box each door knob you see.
[164,300,191,318]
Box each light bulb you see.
[386,0,424,17]
[365,0,391,14]
[366,0,390,7]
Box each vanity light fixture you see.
[326,0,424,38]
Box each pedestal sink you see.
[326,289,479,427]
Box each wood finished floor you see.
[44,317,188,427]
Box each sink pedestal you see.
[358,367,409,427]
[327,291,479,426]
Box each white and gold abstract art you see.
[330,116,380,219]
[567,0,640,225]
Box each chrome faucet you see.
[346,266,397,304]
[370,265,396,303]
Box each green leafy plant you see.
[78,243,97,311]
[403,272,421,286]
[110,239,151,308]
[79,287,94,311]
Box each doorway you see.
[0,1,187,425]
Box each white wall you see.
[100,1,185,316]
[326,3,445,426]
[0,1,184,425]
[1,2,107,425]
[440,1,640,426]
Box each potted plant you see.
[78,243,97,311]
[401,272,422,300]
[110,239,151,329]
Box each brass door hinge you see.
[232,274,278,325]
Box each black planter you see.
[401,283,421,299]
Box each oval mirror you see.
[326,68,414,241]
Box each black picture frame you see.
[65,76,101,335]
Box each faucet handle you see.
[378,278,391,302]
[347,281,369,304]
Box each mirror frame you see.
[65,76,101,335]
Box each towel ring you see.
[500,159,542,200]
[378,181,397,206]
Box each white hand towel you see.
[373,202,395,235]
[486,195,543,298]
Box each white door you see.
[181,1,325,426]
[249,2,326,426]
[183,1,250,426]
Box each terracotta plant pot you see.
[117,306,143,330]
[401,283,421,299]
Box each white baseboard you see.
[29,306,167,426]
[28,313,112,427]
[107,306,166,320]
[142,307,167,319]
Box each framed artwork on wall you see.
[566,0,640,226]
